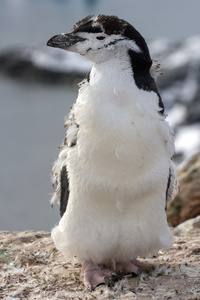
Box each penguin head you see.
[47,15,152,65]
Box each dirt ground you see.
[0,231,200,299]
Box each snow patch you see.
[175,124,200,157]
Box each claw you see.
[132,268,142,277]
[137,268,142,275]
[87,285,94,292]
[104,276,114,287]
[112,272,123,282]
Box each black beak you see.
[47,33,86,49]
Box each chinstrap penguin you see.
[47,15,178,289]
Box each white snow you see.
[167,104,187,127]
[162,36,200,70]
[175,124,200,158]
[31,47,92,73]
[149,38,173,56]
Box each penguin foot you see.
[83,261,113,290]
[115,259,153,276]
[115,261,141,276]
[131,258,153,271]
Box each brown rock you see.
[167,152,200,227]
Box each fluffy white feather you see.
[51,55,175,264]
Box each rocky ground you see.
[1,231,200,300]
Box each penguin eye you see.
[96,36,105,40]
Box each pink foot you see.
[83,261,113,290]
[116,261,141,275]
[131,258,153,271]
[115,259,153,277]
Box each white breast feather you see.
[51,57,176,264]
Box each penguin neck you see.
[89,54,137,92]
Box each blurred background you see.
[0,0,200,231]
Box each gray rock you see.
[174,215,200,237]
